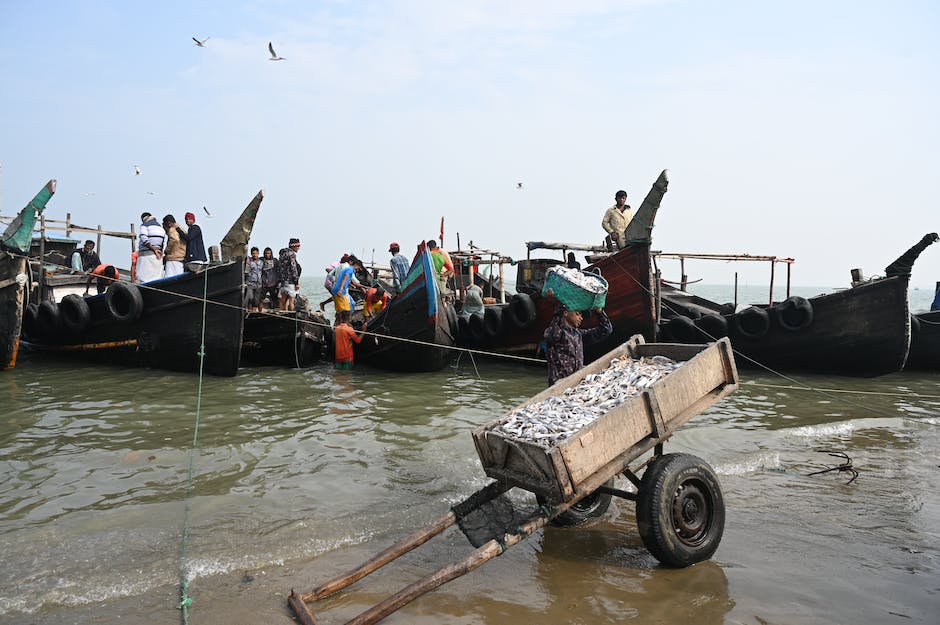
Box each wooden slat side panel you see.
[559,400,654,489]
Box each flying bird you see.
[517,182,523,189]
[83,192,96,197]
[202,206,213,218]
[134,165,141,176]
[268,42,285,61]
[147,191,157,196]
[193,36,209,47]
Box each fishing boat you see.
[353,241,457,372]
[241,305,332,367]
[0,179,56,370]
[908,309,940,370]
[454,170,668,362]
[19,191,264,377]
[657,233,938,377]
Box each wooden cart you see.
[289,336,739,625]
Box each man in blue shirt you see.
[178,212,207,266]
[389,242,410,293]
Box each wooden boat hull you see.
[353,246,456,372]
[660,277,911,377]
[242,309,331,367]
[467,242,656,364]
[0,253,28,370]
[907,310,940,370]
[22,262,244,376]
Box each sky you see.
[1,0,938,289]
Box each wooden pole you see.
[301,511,457,602]
[787,262,792,298]
[38,214,46,302]
[733,272,738,310]
[769,258,776,305]
[498,262,505,304]
[66,212,72,237]
[96,224,102,251]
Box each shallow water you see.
[1,352,937,625]
[0,281,938,624]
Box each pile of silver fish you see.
[547,266,607,294]
[494,355,684,448]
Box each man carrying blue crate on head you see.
[542,265,613,386]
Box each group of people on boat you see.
[134,211,208,283]
[242,238,328,312]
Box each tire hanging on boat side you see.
[731,306,770,339]
[59,294,92,335]
[106,282,144,323]
[36,300,62,338]
[22,303,39,339]
[771,296,813,332]
[468,312,486,344]
[667,315,697,343]
[505,293,537,329]
[483,305,503,340]
[695,314,728,340]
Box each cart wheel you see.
[636,453,724,567]
[537,478,614,527]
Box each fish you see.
[493,355,685,448]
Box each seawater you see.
[0,280,937,625]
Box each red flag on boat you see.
[439,216,444,247]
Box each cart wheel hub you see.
[672,482,709,542]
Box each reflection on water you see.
[0,355,938,624]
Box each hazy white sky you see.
[2,0,938,288]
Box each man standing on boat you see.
[178,212,207,269]
[427,240,454,290]
[162,215,186,277]
[278,238,302,311]
[137,212,165,283]
[389,242,410,293]
[601,190,633,250]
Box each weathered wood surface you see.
[472,336,739,500]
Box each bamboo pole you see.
[301,511,457,602]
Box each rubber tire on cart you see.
[772,296,813,332]
[636,453,725,568]
[59,294,92,335]
[537,478,614,527]
[106,282,144,323]
[730,306,770,340]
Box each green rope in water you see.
[178,269,211,623]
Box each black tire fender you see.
[468,312,486,344]
[731,306,770,339]
[910,314,920,340]
[695,314,729,340]
[483,305,502,339]
[636,453,725,568]
[36,300,61,337]
[457,315,471,346]
[60,294,92,334]
[667,315,697,343]
[22,303,39,338]
[505,293,537,329]
[106,282,144,323]
[537,478,615,527]
[772,296,813,332]
[444,303,459,336]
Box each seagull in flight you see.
[268,42,285,61]
[193,36,209,47]
[202,206,213,218]
[517,182,523,189]
[147,191,157,196]
[134,165,141,176]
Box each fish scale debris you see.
[494,355,684,448]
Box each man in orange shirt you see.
[334,311,366,370]
[84,264,121,295]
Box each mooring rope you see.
[177,268,210,622]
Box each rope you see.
[177,268,210,622]
[746,382,940,400]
